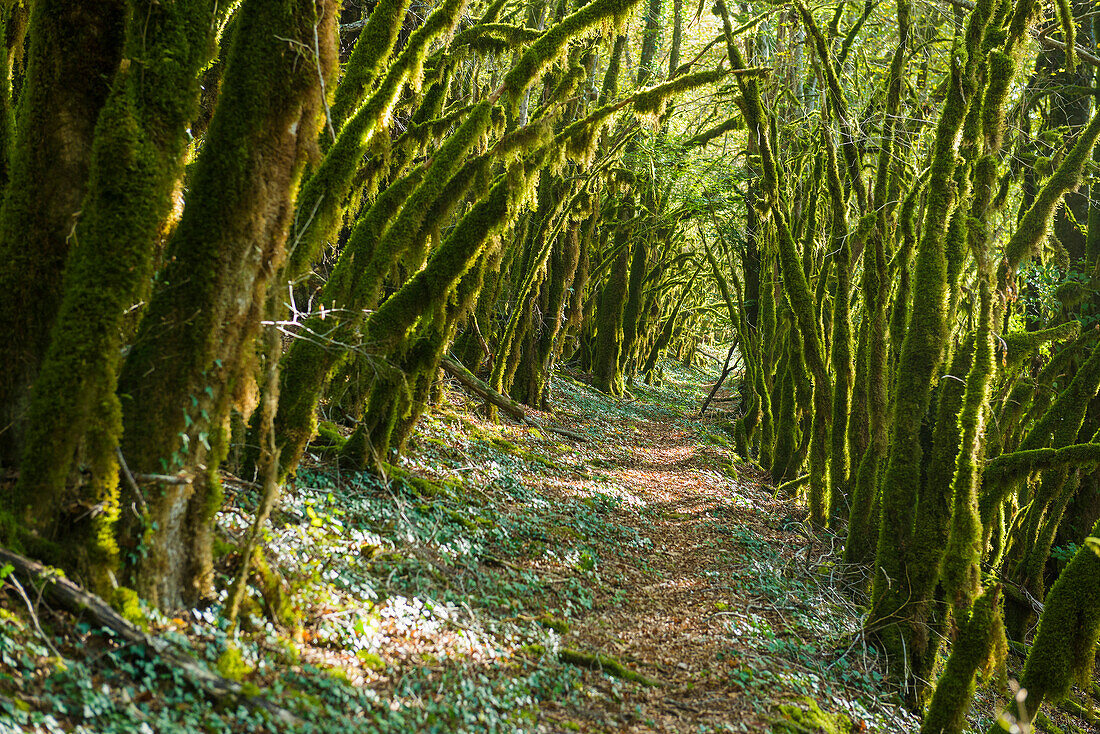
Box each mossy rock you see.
[772,698,852,733]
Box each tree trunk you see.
[116,0,336,610]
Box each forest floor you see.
[0,358,1036,733]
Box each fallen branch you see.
[440,355,588,442]
[774,474,810,499]
[699,342,739,416]
[558,647,660,686]
[0,546,301,727]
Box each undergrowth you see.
[0,356,1030,733]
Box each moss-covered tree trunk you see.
[592,198,634,395]
[994,517,1100,731]
[0,1,124,466]
[867,0,994,697]
[116,0,336,609]
[7,0,218,592]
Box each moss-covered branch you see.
[286,0,467,277]
[1003,110,1100,271]
[921,586,1003,734]
[501,0,641,110]
[983,443,1100,486]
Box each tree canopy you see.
[2,0,1100,730]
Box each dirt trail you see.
[526,380,915,734]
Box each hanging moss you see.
[631,68,729,122]
[285,0,467,278]
[328,0,414,133]
[452,22,543,56]
[362,173,512,352]
[501,0,640,111]
[270,167,424,477]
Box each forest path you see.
[525,369,918,733]
[0,360,923,733]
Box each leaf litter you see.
[1,359,926,733]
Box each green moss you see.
[537,614,570,634]
[11,0,218,595]
[773,697,852,733]
[919,586,1003,734]
[110,587,148,630]
[328,0,413,133]
[1002,322,1079,372]
[117,0,332,610]
[0,0,125,468]
[983,443,1100,485]
[591,203,633,396]
[356,650,386,671]
[631,68,729,121]
[216,644,253,682]
[1019,517,1100,707]
[253,552,298,629]
[770,334,800,485]
[825,133,856,524]
[867,0,996,690]
[558,647,658,686]
[285,0,466,278]
[315,421,346,445]
[501,0,640,111]
[361,164,511,356]
[1004,111,1100,270]
[271,167,424,479]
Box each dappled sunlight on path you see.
[529,373,918,734]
